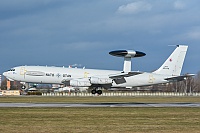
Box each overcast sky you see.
[0,0,200,74]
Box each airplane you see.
[3,45,192,95]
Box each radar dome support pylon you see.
[109,50,146,72]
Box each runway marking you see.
[0,103,200,107]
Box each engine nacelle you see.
[90,77,113,84]
[70,79,91,87]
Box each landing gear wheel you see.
[91,89,96,94]
[97,90,102,95]
[22,85,26,90]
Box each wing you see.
[61,71,143,87]
[109,71,143,84]
[109,71,143,79]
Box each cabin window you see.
[8,69,15,71]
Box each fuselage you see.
[3,66,170,88]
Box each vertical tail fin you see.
[153,45,188,76]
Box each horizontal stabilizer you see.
[109,71,142,79]
[165,74,195,82]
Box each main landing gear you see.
[91,89,102,95]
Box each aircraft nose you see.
[3,72,7,77]
[2,71,15,81]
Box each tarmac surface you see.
[0,103,200,107]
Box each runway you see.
[0,103,200,107]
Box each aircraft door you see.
[20,67,26,79]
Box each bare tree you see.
[194,72,200,92]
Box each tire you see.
[97,90,102,95]
[91,89,96,94]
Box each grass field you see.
[0,96,200,103]
[0,96,200,133]
[0,107,200,133]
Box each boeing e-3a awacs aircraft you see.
[3,45,190,95]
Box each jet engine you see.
[70,79,91,87]
[90,77,113,84]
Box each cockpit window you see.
[8,69,15,71]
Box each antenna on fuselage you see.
[109,50,146,72]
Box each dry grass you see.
[0,96,200,133]
[0,96,200,103]
[0,107,200,133]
